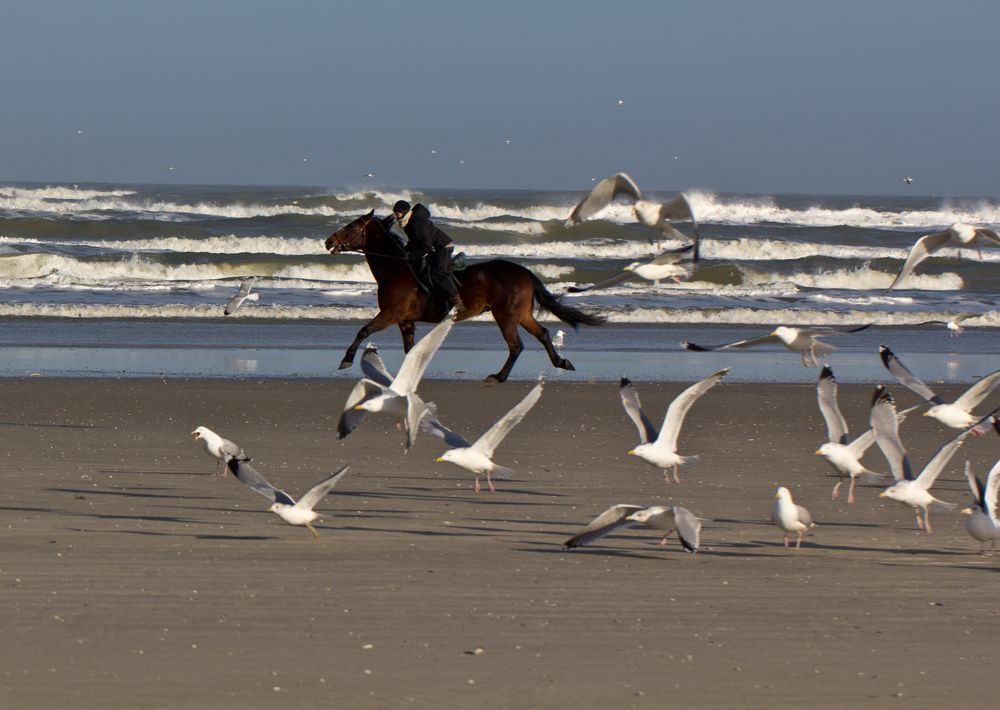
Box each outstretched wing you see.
[681,333,779,352]
[672,506,702,552]
[878,345,943,404]
[817,366,849,445]
[359,343,393,387]
[912,419,979,491]
[964,461,987,510]
[567,270,637,293]
[419,406,471,448]
[391,313,456,395]
[471,378,544,458]
[952,367,1000,412]
[337,378,390,439]
[563,504,646,548]
[657,368,729,450]
[223,276,257,315]
[869,386,913,482]
[886,229,953,291]
[565,173,643,226]
[984,458,1000,523]
[619,377,658,444]
[973,228,1000,247]
[296,464,351,513]
[225,456,295,506]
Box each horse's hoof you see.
[338,359,353,370]
[484,374,503,384]
[559,358,576,371]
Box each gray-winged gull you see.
[563,503,702,552]
[567,244,694,293]
[960,460,1000,555]
[681,324,871,367]
[191,426,249,474]
[772,487,815,550]
[887,223,1000,290]
[223,276,259,315]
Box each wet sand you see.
[1,377,999,709]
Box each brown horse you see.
[324,211,605,383]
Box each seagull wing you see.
[225,457,295,506]
[964,461,987,509]
[794,504,814,527]
[223,276,256,315]
[337,378,390,439]
[391,313,456,395]
[798,323,872,336]
[565,173,643,226]
[887,229,953,290]
[219,438,246,460]
[672,506,702,552]
[470,379,543,457]
[295,464,351,513]
[878,345,943,404]
[950,312,980,325]
[563,504,646,548]
[973,228,1000,247]
[869,386,913,481]
[359,343,394,387]
[404,393,432,451]
[912,421,978,490]
[848,404,920,457]
[567,269,637,293]
[419,406,471,448]
[952,368,1000,412]
[657,368,728,450]
[817,366,849,445]
[681,333,779,352]
[984,459,1000,523]
[619,377,658,444]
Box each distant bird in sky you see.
[75,129,84,134]
[617,98,624,107]
[504,138,512,145]
[563,504,702,552]
[681,324,872,368]
[429,148,438,154]
[458,159,466,166]
[772,487,815,549]
[886,223,1000,290]
[365,171,375,178]
[223,276,259,316]
[565,172,701,255]
[901,176,913,185]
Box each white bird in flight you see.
[914,312,979,337]
[681,324,871,368]
[563,504,702,552]
[567,244,694,293]
[224,457,350,538]
[436,377,544,493]
[886,223,1000,290]
[191,426,249,474]
[223,276,259,316]
[621,369,728,483]
[772,487,815,550]
[878,345,1000,432]
[960,460,1000,555]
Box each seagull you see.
[563,504,701,552]
[564,172,701,254]
[772,487,815,550]
[191,426,249,474]
[621,369,728,483]
[436,377,543,493]
[617,98,625,107]
[960,460,1000,555]
[224,457,350,538]
[886,223,1000,290]
[567,244,694,293]
[870,386,984,533]
[901,176,913,185]
[223,276,259,316]
[914,312,979,337]
[347,313,456,450]
[878,345,1000,432]
[681,324,872,367]
[815,366,886,503]
[551,330,566,351]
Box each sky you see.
[3,0,999,196]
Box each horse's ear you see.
[366,209,375,218]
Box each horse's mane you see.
[363,214,406,256]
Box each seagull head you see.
[626,506,666,524]
[269,502,289,514]
[771,326,797,344]
[960,507,974,516]
[879,484,904,502]
[623,262,642,272]
[435,450,458,464]
[191,426,210,441]
[774,486,791,500]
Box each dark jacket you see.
[403,204,452,256]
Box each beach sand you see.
[1,377,998,709]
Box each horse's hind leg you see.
[398,321,416,353]
[487,314,524,383]
[521,315,574,371]
[339,311,397,369]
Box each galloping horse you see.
[324,211,605,383]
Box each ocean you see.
[0,181,996,382]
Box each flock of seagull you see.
[192,172,999,556]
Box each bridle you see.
[329,213,408,260]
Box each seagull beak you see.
[435,456,445,463]
[814,449,822,455]
[878,491,888,498]
[921,411,930,417]
[774,492,781,499]
[354,404,365,410]
[626,450,636,456]
[960,507,972,515]
[190,431,198,439]
[769,330,778,336]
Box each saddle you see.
[412,251,467,294]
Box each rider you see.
[390,199,465,313]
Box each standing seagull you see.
[621,369,728,483]
[886,223,1000,290]
[772,487,815,550]
[348,313,456,450]
[870,386,982,533]
[878,345,1000,432]
[960,460,1000,555]
[563,504,702,552]
[681,324,871,367]
[223,276,259,315]
[436,377,543,493]
[551,330,566,352]
[564,172,701,255]
[814,366,886,503]
[224,456,350,538]
[191,426,249,474]
[567,244,694,293]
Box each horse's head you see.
[324,210,376,254]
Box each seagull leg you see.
[847,478,857,505]
[474,476,481,494]
[923,509,933,535]
[914,509,924,530]
[487,472,496,494]
[662,469,671,484]
[783,533,789,548]
[306,523,320,539]
[795,531,804,550]
[659,531,674,546]
[672,466,682,484]
[831,480,842,500]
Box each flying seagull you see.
[563,503,702,552]
[223,276,259,316]
[224,457,350,538]
[960,460,1000,555]
[621,369,728,483]
[567,244,694,293]
[772,487,815,550]
[878,345,1000,432]
[191,426,250,474]
[901,176,913,185]
[913,312,979,337]
[681,324,872,368]
[564,172,701,256]
[886,223,1000,291]
[436,377,543,493]
[344,313,456,450]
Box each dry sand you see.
[1,377,999,709]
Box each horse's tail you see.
[529,272,606,328]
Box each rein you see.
[348,215,409,260]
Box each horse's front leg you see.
[487,317,524,383]
[398,321,416,353]
[339,311,397,370]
